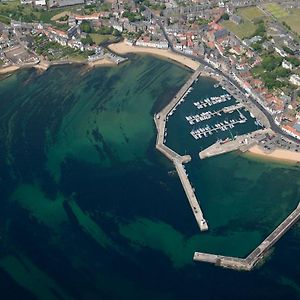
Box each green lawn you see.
[264,3,300,35]
[90,33,117,45]
[283,9,300,35]
[221,19,257,39]
[0,1,80,24]
[264,3,288,18]
[0,14,10,24]
[237,6,265,21]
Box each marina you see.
[155,64,300,271]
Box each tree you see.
[81,34,93,45]
[80,20,92,33]
[261,55,282,71]
[221,13,229,20]
[113,29,121,37]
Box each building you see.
[230,14,242,25]
[49,0,84,8]
[34,0,46,6]
[282,60,293,70]
[290,74,300,86]
[213,29,229,41]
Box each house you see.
[275,47,287,57]
[282,60,293,70]
[290,74,300,86]
[213,29,229,41]
[34,0,46,5]
[230,15,242,25]
[49,0,85,8]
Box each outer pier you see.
[194,201,300,271]
[154,67,208,231]
[174,161,208,231]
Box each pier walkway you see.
[194,201,300,270]
[154,67,208,232]
[174,161,208,231]
[199,129,271,159]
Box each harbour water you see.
[0,55,300,299]
[165,77,262,155]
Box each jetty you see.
[199,129,271,159]
[194,201,300,271]
[154,67,208,231]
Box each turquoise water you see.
[0,55,300,299]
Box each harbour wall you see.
[194,201,300,271]
[154,66,208,231]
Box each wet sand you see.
[248,145,300,163]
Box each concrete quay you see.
[194,201,300,271]
[154,67,208,232]
[222,103,244,113]
[199,129,270,159]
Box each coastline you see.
[108,41,200,71]
[0,65,20,75]
[0,57,116,76]
[246,145,300,164]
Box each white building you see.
[135,40,168,49]
[282,60,293,70]
[35,0,46,6]
[20,0,33,4]
[290,74,300,86]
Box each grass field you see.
[221,19,257,39]
[264,3,300,35]
[264,3,288,18]
[282,9,300,35]
[0,1,80,25]
[50,11,71,21]
[90,34,117,45]
[237,6,265,21]
[0,14,10,25]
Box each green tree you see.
[81,34,93,45]
[80,20,92,33]
[221,13,229,20]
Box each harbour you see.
[155,64,300,271]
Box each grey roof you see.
[59,0,84,6]
[214,29,228,39]
[294,123,300,133]
[49,0,84,7]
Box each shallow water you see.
[0,55,300,300]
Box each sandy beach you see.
[108,41,200,70]
[0,65,20,74]
[247,145,300,163]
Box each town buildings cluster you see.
[0,0,300,140]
